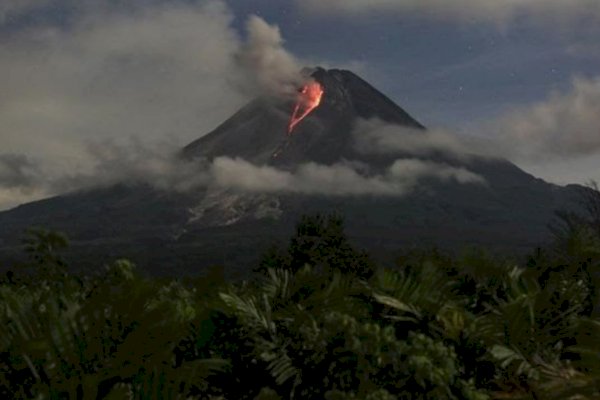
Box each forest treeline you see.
[2,185,600,399]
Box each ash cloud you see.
[0,154,40,190]
[234,15,305,98]
[0,0,243,208]
[0,153,49,209]
[0,1,244,165]
[0,1,314,209]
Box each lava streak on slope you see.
[287,80,324,134]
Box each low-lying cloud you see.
[211,157,484,196]
[354,119,475,158]
[0,141,211,210]
[494,76,600,161]
[352,74,600,186]
[0,146,486,210]
[0,154,40,191]
[473,75,600,184]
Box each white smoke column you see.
[236,15,304,97]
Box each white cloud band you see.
[211,156,485,196]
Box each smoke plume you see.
[0,1,309,209]
[234,15,305,97]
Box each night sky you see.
[1,0,599,209]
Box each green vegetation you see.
[2,207,600,399]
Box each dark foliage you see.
[2,211,600,399]
[257,213,375,280]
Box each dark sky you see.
[226,0,600,129]
[1,0,599,209]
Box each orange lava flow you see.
[287,80,324,134]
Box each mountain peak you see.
[310,67,425,128]
[182,67,424,165]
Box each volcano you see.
[183,67,425,166]
[0,68,581,277]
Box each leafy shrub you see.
[2,212,600,399]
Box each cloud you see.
[349,76,600,186]
[3,0,524,208]
[0,1,245,160]
[0,1,314,209]
[0,141,211,210]
[210,156,484,196]
[234,15,304,97]
[0,154,40,190]
[493,76,600,161]
[0,153,48,209]
[56,140,211,193]
[352,75,600,184]
[352,74,600,186]
[0,147,485,211]
[388,159,484,185]
[354,119,469,157]
[0,0,46,21]
[352,118,502,162]
[0,152,59,210]
[296,0,600,26]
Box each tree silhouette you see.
[258,213,375,280]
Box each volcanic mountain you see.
[182,67,424,166]
[0,68,580,276]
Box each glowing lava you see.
[287,80,324,134]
